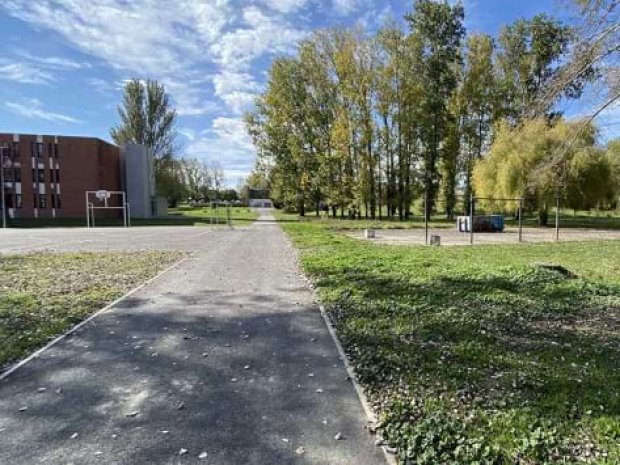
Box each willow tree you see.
[473,118,610,224]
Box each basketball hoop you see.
[95,190,111,202]
[85,190,130,228]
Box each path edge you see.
[0,256,189,382]
[281,231,398,465]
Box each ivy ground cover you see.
[282,220,620,464]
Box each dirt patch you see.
[348,226,620,246]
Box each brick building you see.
[0,133,157,222]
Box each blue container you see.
[489,215,505,232]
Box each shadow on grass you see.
[311,260,620,462]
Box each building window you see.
[12,142,19,160]
[4,192,13,208]
[54,143,59,159]
[31,142,43,158]
[53,169,60,183]
[51,193,61,209]
[14,167,21,182]
[2,168,12,182]
[48,142,54,158]
[32,168,45,183]
[34,194,47,209]
[15,194,22,209]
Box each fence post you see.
[85,192,89,228]
[555,193,560,241]
[518,197,523,243]
[424,191,429,245]
[469,194,474,245]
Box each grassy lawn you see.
[169,205,258,225]
[274,208,620,231]
[281,218,620,464]
[0,251,184,371]
[7,206,259,228]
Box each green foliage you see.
[282,219,620,464]
[110,79,177,160]
[169,205,258,225]
[247,4,598,223]
[473,118,616,221]
[496,14,581,120]
[110,79,181,200]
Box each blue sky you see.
[0,0,616,186]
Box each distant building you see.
[247,188,272,208]
[0,133,164,222]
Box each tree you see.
[406,0,465,218]
[605,138,620,207]
[496,14,583,121]
[473,118,611,224]
[111,79,177,160]
[460,34,497,203]
[156,159,186,207]
[111,79,179,201]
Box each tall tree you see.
[496,14,580,121]
[111,79,178,201]
[406,0,465,218]
[111,79,177,160]
[460,34,497,203]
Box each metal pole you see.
[424,191,429,245]
[127,203,131,227]
[123,202,127,228]
[85,192,90,228]
[555,193,560,241]
[518,197,523,243]
[1,147,6,229]
[469,194,474,245]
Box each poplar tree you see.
[405,0,465,219]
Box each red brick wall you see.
[0,133,121,219]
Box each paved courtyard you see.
[0,211,386,464]
[0,225,226,255]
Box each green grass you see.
[7,206,259,228]
[0,251,184,370]
[281,218,620,464]
[274,207,620,231]
[169,205,258,225]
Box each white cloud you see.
[14,51,91,70]
[0,0,313,181]
[209,6,307,70]
[212,71,262,114]
[259,0,310,14]
[333,0,361,15]
[1,1,304,115]
[6,99,81,124]
[0,60,54,85]
[184,117,256,182]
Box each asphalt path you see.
[0,210,386,464]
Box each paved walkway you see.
[0,210,385,464]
